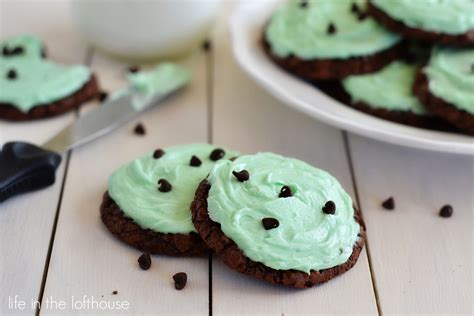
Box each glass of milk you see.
[71,0,220,61]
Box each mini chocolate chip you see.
[210,148,225,161]
[358,12,368,21]
[138,252,151,270]
[12,46,24,55]
[6,69,16,79]
[279,185,292,198]
[439,205,453,218]
[153,149,165,159]
[232,170,249,182]
[190,155,202,167]
[322,201,336,215]
[300,0,308,8]
[327,23,337,35]
[173,272,187,290]
[202,40,211,51]
[112,291,118,295]
[128,65,140,73]
[381,197,395,210]
[351,2,359,13]
[98,91,108,103]
[262,217,279,230]
[2,46,8,56]
[134,123,146,135]
[158,179,172,192]
[471,64,474,73]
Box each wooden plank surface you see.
[348,135,473,315]
[40,49,211,314]
[0,1,88,314]
[208,3,378,315]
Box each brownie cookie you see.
[369,0,474,46]
[341,61,443,129]
[413,47,474,135]
[191,153,366,288]
[0,35,99,121]
[263,0,404,80]
[101,144,239,256]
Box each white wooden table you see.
[1,1,472,315]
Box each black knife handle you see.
[0,142,61,203]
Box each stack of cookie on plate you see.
[263,0,474,135]
[101,144,366,288]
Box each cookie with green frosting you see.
[369,0,474,46]
[100,144,239,256]
[0,35,99,121]
[414,47,474,135]
[263,0,404,80]
[191,152,366,288]
[340,61,447,129]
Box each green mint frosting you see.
[424,47,474,115]
[111,63,190,111]
[207,152,360,273]
[342,61,428,115]
[372,0,474,35]
[0,35,91,113]
[265,0,401,59]
[108,144,239,234]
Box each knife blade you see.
[0,84,185,202]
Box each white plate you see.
[229,0,474,155]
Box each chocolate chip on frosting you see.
[173,272,187,290]
[358,12,368,21]
[1,46,8,56]
[381,197,395,210]
[12,46,24,55]
[327,23,337,35]
[279,185,292,198]
[210,148,225,161]
[322,201,336,214]
[232,170,249,182]
[153,148,165,159]
[470,64,474,73]
[6,69,17,80]
[128,65,140,73]
[439,204,453,218]
[262,217,279,230]
[351,2,360,13]
[300,0,308,8]
[158,179,172,192]
[190,155,202,167]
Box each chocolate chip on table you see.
[381,197,395,210]
[6,69,16,80]
[173,272,187,290]
[138,252,151,270]
[351,2,360,13]
[134,123,146,135]
[190,155,202,167]
[322,201,336,214]
[153,149,165,159]
[158,179,172,192]
[299,0,308,8]
[327,23,337,35]
[202,40,211,52]
[262,217,279,230]
[439,205,453,218]
[232,170,249,182]
[112,291,118,295]
[128,65,140,73]
[279,185,292,198]
[209,148,225,161]
[98,91,108,103]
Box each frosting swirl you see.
[372,0,474,35]
[108,144,239,234]
[342,61,428,115]
[424,47,474,114]
[265,0,401,59]
[207,153,360,273]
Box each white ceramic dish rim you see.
[229,0,474,155]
